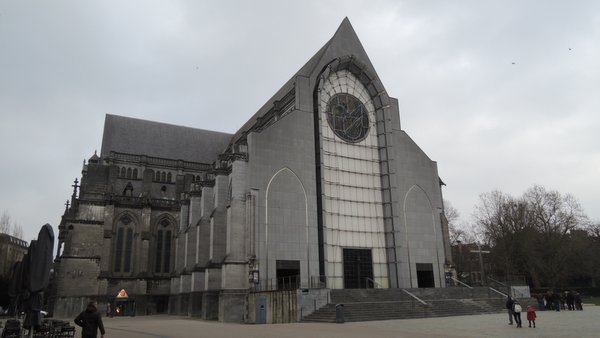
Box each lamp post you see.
[470,243,490,285]
[456,239,462,285]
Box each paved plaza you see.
[93,305,597,338]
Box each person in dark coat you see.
[544,291,553,310]
[566,291,574,310]
[512,300,523,328]
[505,296,514,325]
[574,292,583,310]
[75,301,106,338]
[551,292,561,312]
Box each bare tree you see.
[473,190,530,244]
[588,222,600,237]
[11,223,24,239]
[0,211,11,234]
[444,200,477,245]
[0,210,25,239]
[445,200,461,243]
[524,185,586,235]
[474,186,590,287]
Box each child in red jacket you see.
[527,305,537,328]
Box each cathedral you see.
[52,18,452,322]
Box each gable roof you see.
[231,17,384,143]
[101,114,232,164]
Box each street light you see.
[470,243,490,285]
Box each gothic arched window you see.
[120,167,126,177]
[114,215,135,274]
[161,172,167,182]
[126,168,132,179]
[167,172,172,183]
[133,168,138,179]
[155,218,173,274]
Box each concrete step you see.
[302,289,525,323]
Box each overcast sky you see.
[1,0,598,242]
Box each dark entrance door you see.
[416,263,435,288]
[276,260,300,290]
[155,296,168,314]
[343,249,373,288]
[255,295,267,324]
[113,298,136,316]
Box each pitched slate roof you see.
[100,19,383,163]
[101,114,232,164]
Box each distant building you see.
[53,18,451,322]
[0,233,28,278]
[451,242,491,286]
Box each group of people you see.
[505,296,536,328]
[533,291,584,311]
[505,290,586,329]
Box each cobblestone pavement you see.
[85,305,598,338]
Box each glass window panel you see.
[164,231,171,273]
[123,228,133,273]
[155,230,163,273]
[358,219,365,233]
[376,205,383,218]
[114,227,124,272]
[334,262,343,276]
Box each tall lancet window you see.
[155,218,173,274]
[114,215,135,274]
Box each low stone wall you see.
[168,291,219,320]
[247,289,310,324]
[219,290,246,322]
[53,296,94,319]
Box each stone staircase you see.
[302,287,526,323]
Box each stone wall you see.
[56,258,101,297]
[246,290,298,324]
[247,106,320,287]
[53,296,94,319]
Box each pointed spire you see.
[71,178,79,199]
[333,17,354,37]
[295,17,376,79]
[88,150,100,164]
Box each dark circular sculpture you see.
[326,93,370,143]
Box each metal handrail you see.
[489,287,508,297]
[488,277,507,287]
[252,275,301,292]
[451,277,473,289]
[365,277,382,288]
[402,289,428,305]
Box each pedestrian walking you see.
[566,291,574,310]
[512,300,523,328]
[527,305,536,328]
[505,296,514,325]
[552,292,561,312]
[75,301,106,338]
[574,292,583,311]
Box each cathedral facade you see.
[53,19,451,322]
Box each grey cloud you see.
[1,0,598,241]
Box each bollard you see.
[335,304,344,323]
